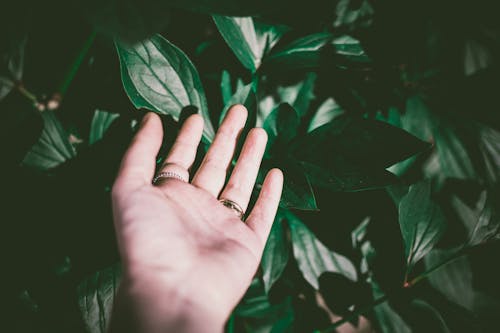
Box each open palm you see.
[110,106,283,333]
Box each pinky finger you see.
[246,168,284,249]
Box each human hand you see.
[109,105,283,333]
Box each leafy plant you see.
[3,1,500,332]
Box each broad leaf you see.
[451,189,500,247]
[433,121,477,181]
[116,34,215,141]
[264,32,332,70]
[307,98,344,133]
[263,103,299,152]
[331,35,370,63]
[89,110,119,145]
[219,82,255,125]
[399,180,446,276]
[261,212,289,293]
[78,264,121,333]
[287,211,357,289]
[213,16,287,72]
[300,160,398,192]
[0,35,26,100]
[294,115,431,170]
[478,124,500,183]
[279,160,318,210]
[22,111,76,170]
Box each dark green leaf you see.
[301,160,398,192]
[0,34,26,100]
[22,111,76,170]
[261,212,289,293]
[399,180,446,275]
[289,72,316,117]
[287,211,357,289]
[89,110,119,145]
[213,16,287,72]
[219,82,255,125]
[294,115,431,170]
[333,0,374,30]
[263,103,299,151]
[264,32,332,70]
[220,70,232,106]
[478,125,500,183]
[0,76,14,101]
[279,160,318,210]
[307,98,344,133]
[331,35,370,63]
[116,34,215,141]
[78,264,121,333]
[433,122,477,181]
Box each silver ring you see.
[219,198,245,220]
[152,171,187,184]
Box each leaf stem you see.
[407,247,466,287]
[56,30,96,99]
[316,295,388,333]
[16,83,38,103]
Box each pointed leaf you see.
[78,264,121,333]
[264,32,332,70]
[261,212,289,293]
[294,115,431,170]
[300,160,398,192]
[0,76,14,101]
[22,111,76,170]
[219,82,254,125]
[307,97,344,132]
[89,110,120,145]
[279,160,318,210]
[213,16,286,72]
[220,70,232,106]
[116,34,214,141]
[263,103,299,152]
[399,180,446,274]
[331,35,370,63]
[287,211,357,289]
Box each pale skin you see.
[109,105,283,333]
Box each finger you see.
[191,105,247,196]
[115,113,163,189]
[155,114,204,185]
[218,128,267,212]
[246,169,284,248]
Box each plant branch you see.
[55,30,96,100]
[315,295,388,333]
[16,83,37,103]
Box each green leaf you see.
[371,281,411,333]
[333,0,374,30]
[399,180,446,276]
[307,98,344,133]
[116,34,215,141]
[433,121,477,181]
[89,110,119,145]
[300,160,397,192]
[213,16,287,72]
[220,70,233,105]
[478,124,500,183]
[294,115,431,170]
[261,212,289,293]
[0,34,26,100]
[0,76,14,101]
[331,35,370,63]
[263,103,299,152]
[264,32,332,70]
[279,160,318,210]
[78,264,121,333]
[22,111,76,170]
[287,211,357,289]
[219,82,255,125]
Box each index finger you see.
[114,113,163,190]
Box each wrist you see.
[110,272,226,333]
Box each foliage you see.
[3,0,500,332]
